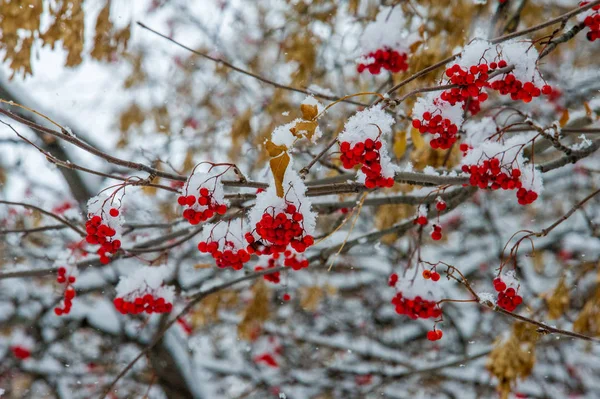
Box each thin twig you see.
[136,22,368,107]
[0,200,85,236]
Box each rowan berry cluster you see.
[441,63,490,107]
[388,273,398,287]
[54,266,76,316]
[411,111,459,150]
[113,294,173,315]
[581,2,600,41]
[11,346,31,360]
[198,239,251,270]
[85,209,121,265]
[462,157,538,204]
[391,292,442,320]
[245,203,314,256]
[427,329,443,341]
[339,139,395,188]
[493,278,523,311]
[357,48,409,74]
[490,73,550,104]
[178,187,228,225]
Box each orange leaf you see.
[265,140,287,157]
[559,109,570,127]
[300,103,318,120]
[270,151,290,198]
[290,120,318,140]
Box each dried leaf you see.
[300,103,318,120]
[574,286,600,336]
[393,131,407,159]
[270,151,290,198]
[190,290,238,328]
[410,127,426,150]
[546,277,570,320]
[90,2,130,62]
[290,120,318,140]
[559,109,570,127]
[300,286,325,312]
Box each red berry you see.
[416,216,428,225]
[109,208,119,217]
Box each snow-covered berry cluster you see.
[85,202,122,265]
[356,6,420,76]
[114,265,175,315]
[246,202,314,255]
[54,266,76,316]
[441,63,490,110]
[198,222,251,270]
[493,275,523,312]
[461,158,538,205]
[391,292,442,319]
[338,105,397,188]
[357,48,408,74]
[413,40,553,151]
[178,169,229,225]
[580,1,600,41]
[411,96,462,150]
[339,139,395,188]
[114,294,173,315]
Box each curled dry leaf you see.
[266,140,290,198]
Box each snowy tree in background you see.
[1,1,600,398]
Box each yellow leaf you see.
[559,109,569,127]
[290,120,318,140]
[410,127,426,150]
[270,151,290,198]
[409,40,423,54]
[393,131,407,159]
[265,140,287,157]
[300,103,318,120]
